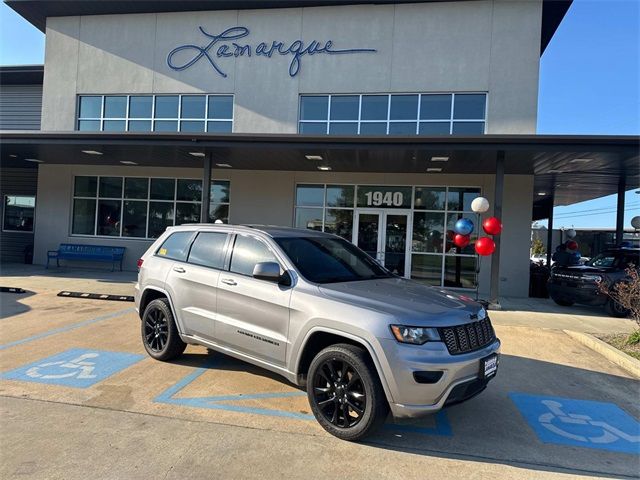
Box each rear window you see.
[156,231,194,261]
[188,232,228,270]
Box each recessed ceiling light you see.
[570,158,591,163]
[189,152,206,157]
[215,163,232,168]
[9,154,17,158]
[25,158,43,163]
[306,155,323,161]
[317,165,332,171]
[120,161,137,165]
[427,167,442,172]
[81,150,103,155]
[430,156,449,162]
[537,192,547,196]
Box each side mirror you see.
[252,262,282,282]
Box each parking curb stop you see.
[564,330,640,378]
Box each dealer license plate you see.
[481,354,499,379]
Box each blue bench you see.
[47,244,126,271]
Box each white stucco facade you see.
[32,0,544,297]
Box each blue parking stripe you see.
[0,308,134,351]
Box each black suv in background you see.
[548,247,639,317]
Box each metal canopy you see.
[1,131,638,207]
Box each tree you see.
[600,266,640,344]
[531,237,545,255]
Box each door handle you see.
[173,266,186,273]
[221,278,237,286]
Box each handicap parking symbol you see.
[2,348,144,388]
[510,393,640,455]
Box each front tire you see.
[141,298,186,361]
[606,298,629,318]
[307,344,389,441]
[551,296,574,307]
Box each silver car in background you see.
[135,224,500,440]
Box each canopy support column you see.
[546,194,554,268]
[489,150,505,309]
[201,153,212,223]
[615,176,626,245]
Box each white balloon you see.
[471,196,490,213]
[632,216,640,229]
[566,228,577,239]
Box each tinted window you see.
[157,231,194,261]
[300,96,328,120]
[230,235,278,276]
[188,232,228,269]
[275,236,391,284]
[330,96,359,120]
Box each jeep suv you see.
[548,247,639,317]
[135,225,500,440]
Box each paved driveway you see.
[0,269,638,479]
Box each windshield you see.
[587,252,639,269]
[587,253,617,268]
[275,236,393,284]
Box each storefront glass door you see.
[354,210,410,277]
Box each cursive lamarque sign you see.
[167,26,376,78]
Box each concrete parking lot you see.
[1,266,639,479]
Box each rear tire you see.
[141,298,186,361]
[606,298,629,318]
[551,296,574,307]
[307,344,389,441]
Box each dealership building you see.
[1,0,638,302]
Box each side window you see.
[156,231,194,261]
[187,232,228,269]
[230,235,278,276]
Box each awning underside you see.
[1,131,638,208]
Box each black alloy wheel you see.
[312,358,366,428]
[141,298,186,361]
[307,344,388,441]
[144,307,169,352]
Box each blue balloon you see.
[454,218,474,236]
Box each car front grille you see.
[438,318,496,355]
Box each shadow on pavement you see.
[499,296,612,318]
[366,354,639,478]
[168,351,639,478]
[0,290,35,319]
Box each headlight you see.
[582,274,603,283]
[390,325,440,345]
[477,307,487,320]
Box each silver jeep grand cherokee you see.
[135,224,500,440]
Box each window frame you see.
[76,94,235,133]
[70,175,231,241]
[298,92,488,135]
[2,194,36,233]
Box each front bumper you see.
[548,281,607,306]
[377,336,501,419]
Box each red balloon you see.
[566,240,578,251]
[482,217,502,235]
[454,234,470,248]
[475,237,496,256]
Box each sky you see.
[0,0,638,229]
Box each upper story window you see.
[77,95,234,133]
[298,93,486,135]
